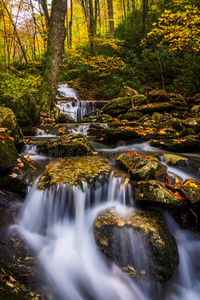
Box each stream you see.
[12,84,200,299]
[15,136,200,300]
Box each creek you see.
[15,133,200,300]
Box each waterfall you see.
[15,168,200,300]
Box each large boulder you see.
[0,106,24,147]
[163,154,189,166]
[0,129,19,172]
[93,207,179,282]
[37,156,111,190]
[118,86,138,97]
[37,133,95,158]
[132,180,183,208]
[149,89,170,103]
[117,152,167,181]
[101,97,133,116]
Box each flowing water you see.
[56,83,98,122]
[15,140,200,300]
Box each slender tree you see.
[106,0,114,36]
[142,0,148,39]
[37,0,67,109]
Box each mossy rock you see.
[150,135,200,152]
[81,114,112,123]
[182,118,200,133]
[151,112,164,123]
[101,97,133,117]
[136,103,175,115]
[157,118,184,132]
[180,128,196,137]
[55,112,76,123]
[132,180,182,208]
[93,207,179,282]
[118,86,138,97]
[163,154,188,166]
[37,156,111,189]
[149,89,170,103]
[0,106,24,147]
[116,152,167,181]
[37,133,95,158]
[95,127,141,146]
[1,92,40,134]
[0,130,19,172]
[119,109,143,121]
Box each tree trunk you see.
[106,0,114,36]
[69,0,73,48]
[142,0,148,39]
[37,0,67,109]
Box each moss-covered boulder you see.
[150,135,200,152]
[182,118,200,133]
[136,102,175,115]
[0,106,24,147]
[163,154,189,166]
[117,152,167,181]
[95,127,141,146]
[1,92,39,135]
[37,133,95,158]
[101,97,133,116]
[37,156,111,189]
[132,180,183,208]
[93,207,179,282]
[149,89,170,103]
[119,110,143,121]
[132,95,147,106]
[0,130,19,172]
[118,86,138,97]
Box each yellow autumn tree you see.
[147,4,200,52]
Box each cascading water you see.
[16,162,200,300]
[56,83,98,121]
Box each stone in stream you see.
[132,180,182,208]
[163,154,189,166]
[93,207,179,282]
[37,156,111,189]
[81,114,112,123]
[116,152,167,181]
[37,133,95,158]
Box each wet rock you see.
[102,97,133,117]
[179,128,196,137]
[117,152,167,181]
[118,110,143,121]
[93,207,179,282]
[37,133,95,158]
[163,154,189,166]
[81,114,112,123]
[151,112,164,123]
[157,118,184,132]
[150,135,200,153]
[191,105,200,114]
[0,106,24,147]
[95,127,141,146]
[149,89,170,103]
[132,180,182,208]
[136,103,175,115]
[55,112,76,123]
[37,156,111,189]
[0,130,19,172]
[182,118,200,133]
[118,86,138,97]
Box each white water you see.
[56,83,98,121]
[15,166,200,300]
[21,144,48,161]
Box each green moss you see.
[37,156,111,189]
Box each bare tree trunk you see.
[106,0,114,36]
[142,0,148,39]
[38,0,67,109]
[88,0,97,55]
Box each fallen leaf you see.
[9,173,18,178]
[18,163,24,168]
